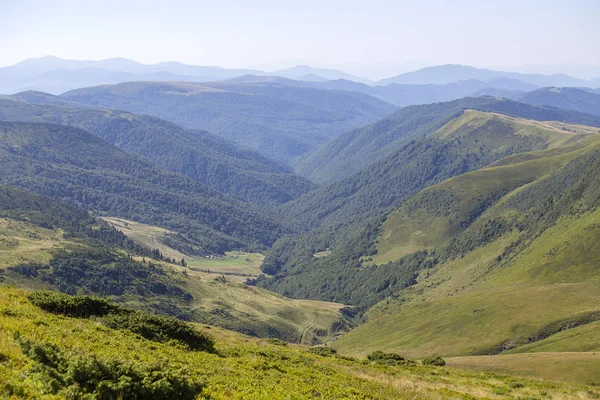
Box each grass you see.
[104,217,264,276]
[313,250,332,258]
[436,110,598,143]
[0,218,67,269]
[503,321,600,354]
[334,281,600,358]
[447,352,600,385]
[102,217,188,260]
[173,264,347,344]
[1,284,599,399]
[188,252,264,276]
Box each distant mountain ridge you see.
[295,96,600,185]
[0,56,370,94]
[2,57,599,96]
[60,80,397,163]
[378,64,600,88]
[517,87,600,117]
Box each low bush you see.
[28,291,120,318]
[308,347,337,357]
[102,311,214,352]
[367,351,415,366]
[28,290,214,352]
[422,355,446,366]
[14,334,204,399]
[267,338,288,346]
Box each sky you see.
[1,0,599,78]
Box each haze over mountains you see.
[2,56,599,97]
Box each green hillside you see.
[281,110,586,229]
[333,130,600,360]
[1,285,598,399]
[296,96,600,184]
[0,121,288,253]
[258,111,598,308]
[0,97,315,206]
[61,81,397,163]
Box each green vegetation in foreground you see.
[1,286,599,399]
[27,290,215,352]
[447,353,600,385]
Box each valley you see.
[2,29,600,396]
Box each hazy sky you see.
[2,0,599,75]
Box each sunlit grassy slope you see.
[335,118,600,378]
[170,263,346,344]
[447,352,600,385]
[102,217,189,260]
[0,218,67,269]
[374,110,595,264]
[104,216,264,276]
[2,285,599,399]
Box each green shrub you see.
[267,338,288,346]
[492,386,511,395]
[28,290,214,352]
[308,346,337,357]
[422,355,446,366]
[28,291,120,318]
[14,334,204,399]
[367,351,415,366]
[101,311,214,352]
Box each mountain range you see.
[2,57,599,97]
[295,96,600,184]
[58,81,397,163]
[0,56,370,94]
[0,121,288,253]
[3,57,600,396]
[378,64,600,87]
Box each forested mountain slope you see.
[60,81,397,163]
[0,121,288,253]
[282,110,589,229]
[518,87,600,117]
[334,132,600,358]
[0,97,315,206]
[257,113,597,309]
[230,75,523,107]
[296,96,600,184]
[377,64,600,87]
